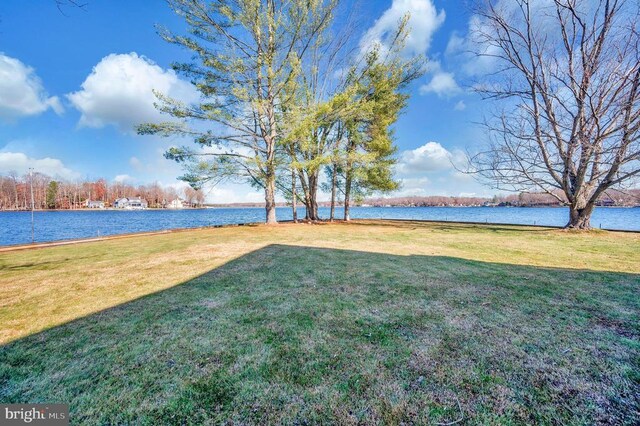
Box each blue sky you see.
[0,0,495,202]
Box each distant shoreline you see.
[0,207,208,212]
[0,205,638,212]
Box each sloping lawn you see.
[0,221,638,424]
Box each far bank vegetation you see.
[0,173,205,210]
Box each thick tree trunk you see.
[297,171,311,221]
[566,202,595,230]
[330,162,337,222]
[264,173,277,225]
[308,172,320,221]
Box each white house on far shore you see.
[167,198,185,209]
[86,200,105,209]
[114,197,148,209]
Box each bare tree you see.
[469,0,640,229]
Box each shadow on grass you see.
[1,245,638,425]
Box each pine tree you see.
[46,181,58,210]
[138,0,337,224]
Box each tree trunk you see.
[330,162,337,222]
[297,170,311,221]
[308,172,320,221]
[344,167,352,221]
[344,138,356,222]
[291,167,297,223]
[566,202,595,230]
[12,178,18,210]
[264,172,277,224]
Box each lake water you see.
[0,206,638,246]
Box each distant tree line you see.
[365,190,640,208]
[0,172,205,210]
[208,189,640,208]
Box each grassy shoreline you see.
[2,217,639,254]
[1,221,638,424]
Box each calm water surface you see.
[1,206,638,246]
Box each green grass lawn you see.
[0,220,638,424]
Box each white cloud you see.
[360,0,445,56]
[114,174,134,183]
[161,180,189,192]
[447,1,556,78]
[450,170,476,182]
[419,60,462,98]
[445,31,465,56]
[205,185,265,204]
[145,179,266,204]
[391,142,494,197]
[0,54,63,120]
[423,59,443,74]
[393,177,432,197]
[445,13,500,77]
[397,142,467,176]
[67,53,198,132]
[0,152,79,179]
[398,141,453,173]
[454,100,466,111]
[420,71,461,97]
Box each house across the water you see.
[167,198,185,209]
[114,197,148,209]
[86,200,105,209]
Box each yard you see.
[0,220,638,424]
